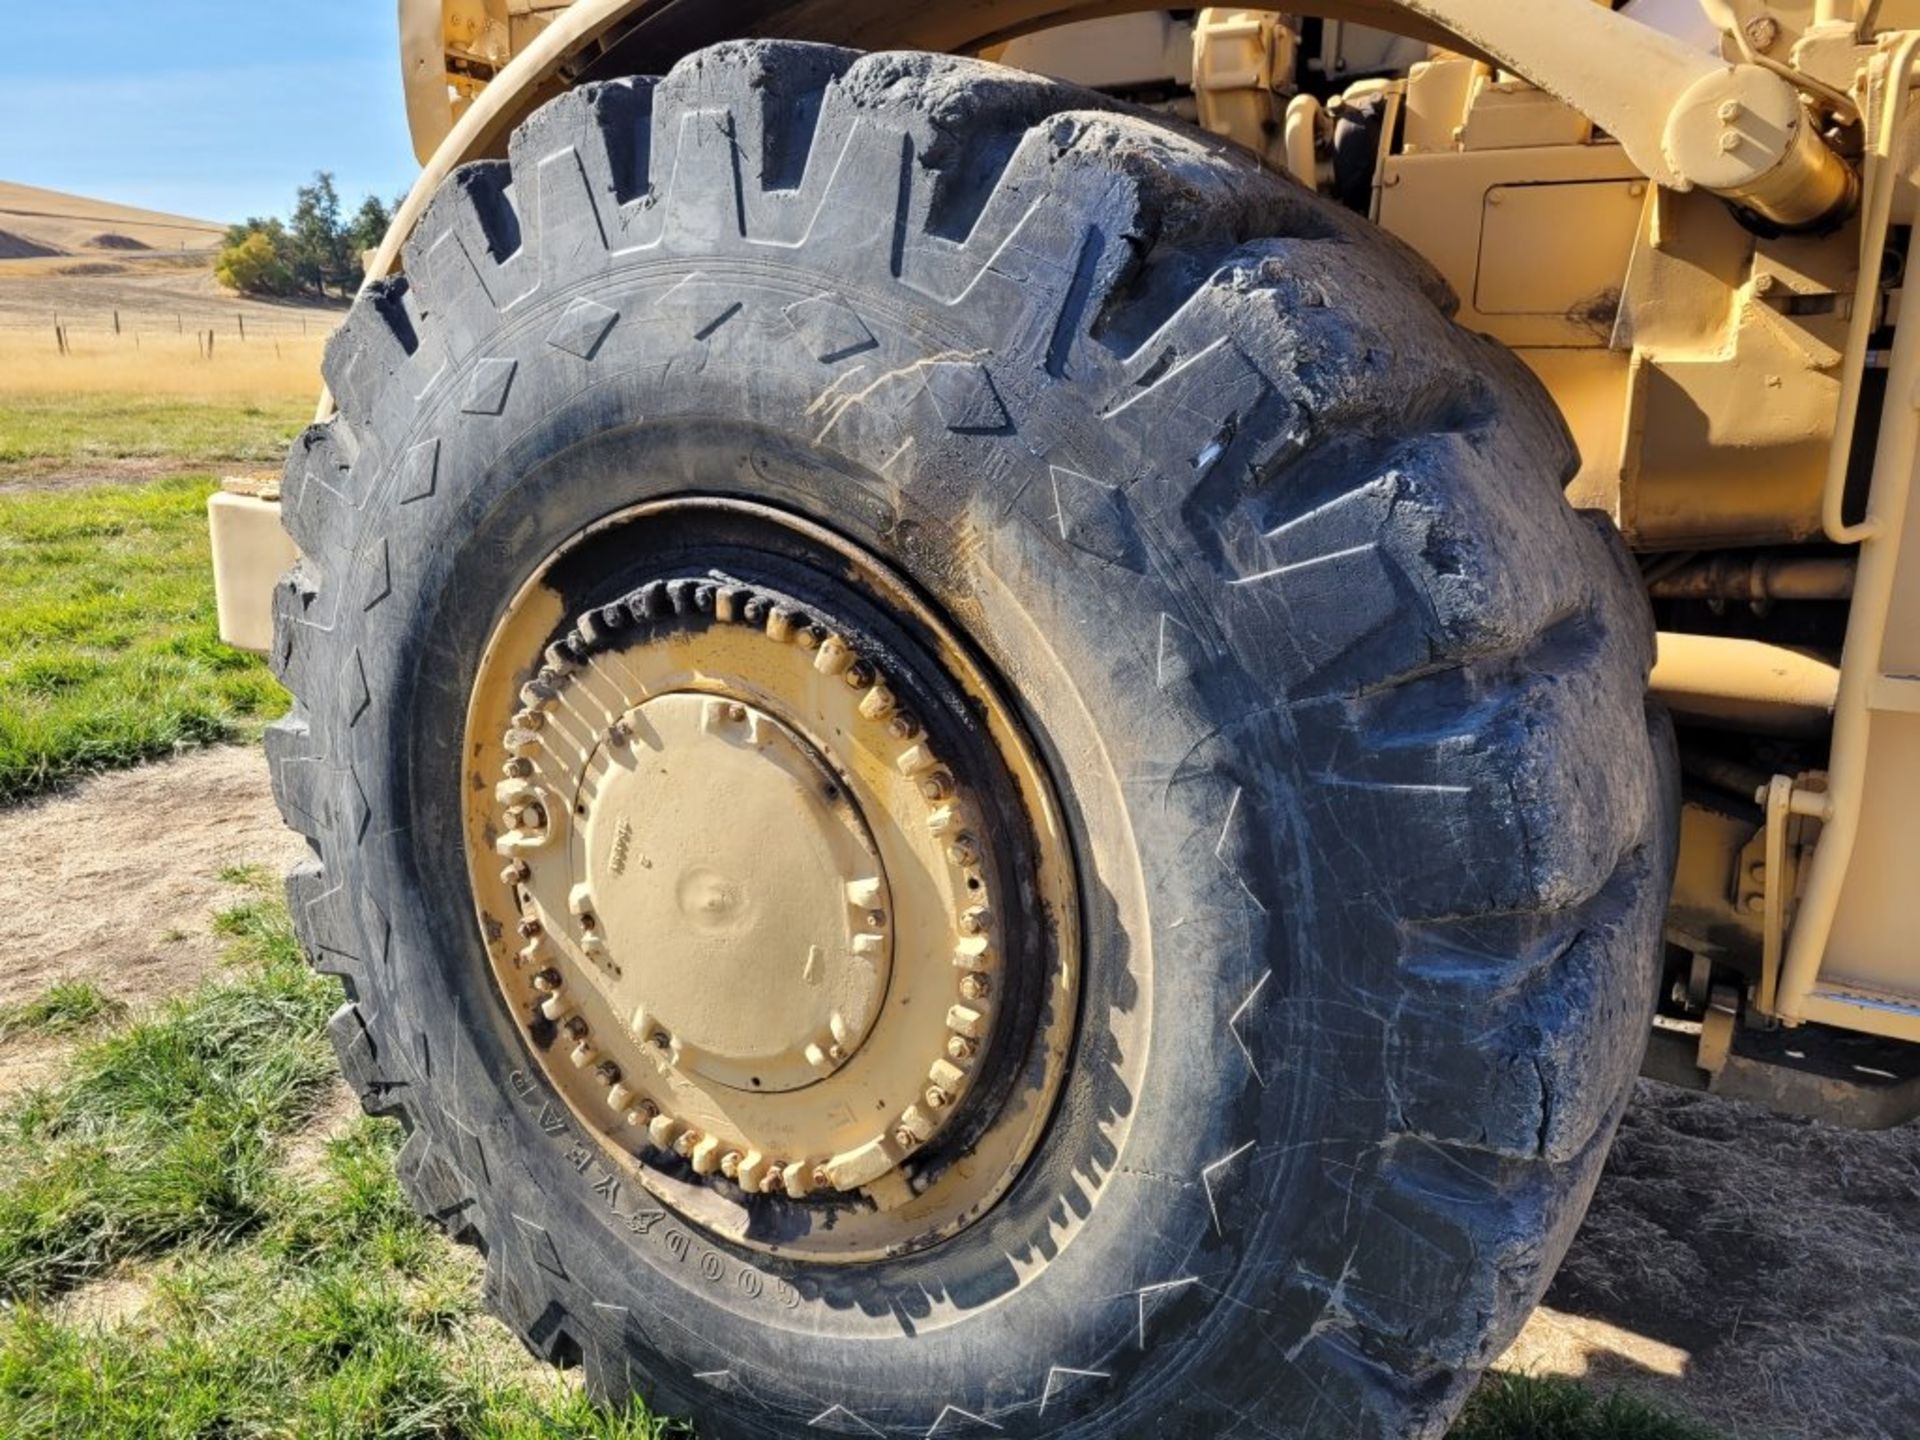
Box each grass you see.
[0,883,669,1439]
[0,391,310,471]
[0,470,287,803]
[0,333,328,404]
[1454,1374,1724,1440]
[0,980,120,1040]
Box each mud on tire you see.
[270,40,1678,1439]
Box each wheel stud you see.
[500,859,531,886]
[959,973,989,1000]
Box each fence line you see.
[0,308,338,341]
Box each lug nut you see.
[811,1166,831,1189]
[726,702,747,723]
[562,1015,589,1041]
[960,973,990,1000]
[919,772,954,802]
[579,912,597,932]
[532,968,562,993]
[503,756,533,779]
[594,1060,622,1086]
[947,1035,977,1061]
[674,1130,698,1157]
[925,1087,950,1110]
[887,713,921,742]
[500,859,531,886]
[608,721,632,745]
[894,1127,916,1149]
[959,906,991,936]
[512,709,545,731]
[517,917,542,939]
[650,1030,671,1050]
[721,1152,742,1179]
[846,661,875,688]
[946,835,978,867]
[866,909,887,928]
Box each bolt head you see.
[919,772,954,802]
[503,756,533,779]
[894,1127,916,1149]
[946,835,978,867]
[1718,99,1743,123]
[925,1087,949,1110]
[866,908,887,928]
[887,714,920,741]
[594,1060,622,1086]
[720,1152,742,1179]
[674,1131,697,1156]
[726,703,747,723]
[960,973,990,1000]
[563,1015,589,1041]
[532,968,562,993]
[500,859,531,886]
[517,917,542,939]
[947,1035,977,1061]
[1719,131,1741,153]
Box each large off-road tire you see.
[270,41,1677,1439]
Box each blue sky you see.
[0,2,419,224]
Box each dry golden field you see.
[0,181,336,403]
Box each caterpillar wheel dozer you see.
[204,1,1920,1434]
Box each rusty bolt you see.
[846,660,875,688]
[887,713,921,742]
[720,1151,742,1179]
[1745,14,1779,52]
[919,771,954,802]
[801,626,827,650]
[594,1060,622,1086]
[827,1043,845,1062]
[563,1015,589,1041]
[500,859,531,886]
[513,709,545,731]
[726,702,748,723]
[633,1100,660,1123]
[959,906,991,937]
[650,1030,671,1050]
[608,721,632,745]
[579,912,597,932]
[503,756,533,779]
[866,909,887,928]
[946,835,978,867]
[925,1087,950,1110]
[893,1127,916,1149]
[532,968,562,993]
[517,916,542,939]
[947,1035,977,1062]
[959,973,990,1001]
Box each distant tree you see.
[215,221,296,297]
[214,174,396,298]
[288,172,352,294]
[348,194,395,261]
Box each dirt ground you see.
[0,744,1915,1439]
[0,746,306,1095]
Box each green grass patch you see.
[0,472,287,803]
[0,886,670,1439]
[0,888,334,1300]
[0,980,120,1040]
[1452,1373,1723,1440]
[0,393,307,470]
